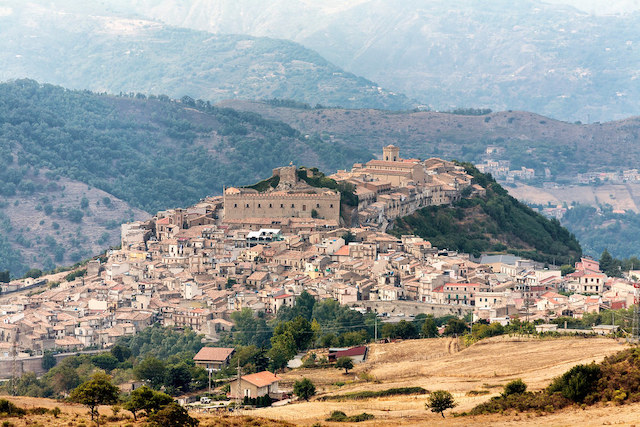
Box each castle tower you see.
[273,165,299,189]
[383,144,400,162]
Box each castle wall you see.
[224,191,341,222]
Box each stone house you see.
[228,371,282,399]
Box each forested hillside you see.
[391,164,582,265]
[0,2,414,111]
[0,80,371,277]
[562,205,640,260]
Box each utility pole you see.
[236,359,241,411]
[208,368,212,394]
[632,283,640,342]
[10,328,18,396]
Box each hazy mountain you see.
[218,100,640,179]
[0,2,413,110]
[107,0,640,122]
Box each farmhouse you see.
[228,370,282,399]
[193,346,235,371]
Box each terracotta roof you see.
[241,371,281,387]
[331,345,368,358]
[194,347,235,362]
[333,245,350,256]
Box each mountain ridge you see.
[112,0,640,122]
[0,2,414,111]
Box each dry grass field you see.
[246,336,639,426]
[509,183,640,212]
[2,336,639,426]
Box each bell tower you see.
[383,145,400,162]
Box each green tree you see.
[560,264,575,276]
[0,270,9,283]
[342,231,356,244]
[293,377,316,401]
[229,346,269,374]
[42,352,56,371]
[426,390,456,418]
[422,315,438,338]
[267,332,297,372]
[23,268,42,279]
[134,357,166,389]
[123,385,173,421]
[69,372,120,426]
[381,320,418,339]
[148,402,199,427]
[273,316,314,351]
[335,356,354,374]
[110,344,131,363]
[91,353,119,372]
[229,308,273,347]
[165,363,192,394]
[443,318,467,336]
[44,364,80,396]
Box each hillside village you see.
[0,147,635,374]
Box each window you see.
[330,204,333,208]
[234,204,237,208]
[291,204,295,208]
[258,204,261,208]
[280,204,284,208]
[302,204,306,211]
[269,204,272,208]
[246,204,249,208]
[316,203,320,208]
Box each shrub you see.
[0,399,26,416]
[502,379,527,397]
[470,391,571,415]
[348,413,374,422]
[325,411,374,422]
[326,411,347,421]
[548,363,601,403]
[319,387,428,401]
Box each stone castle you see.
[223,165,341,223]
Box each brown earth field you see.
[509,182,640,213]
[2,336,639,426]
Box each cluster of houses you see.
[0,148,633,373]
[330,145,484,226]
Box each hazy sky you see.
[544,0,640,15]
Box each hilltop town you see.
[0,146,634,375]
